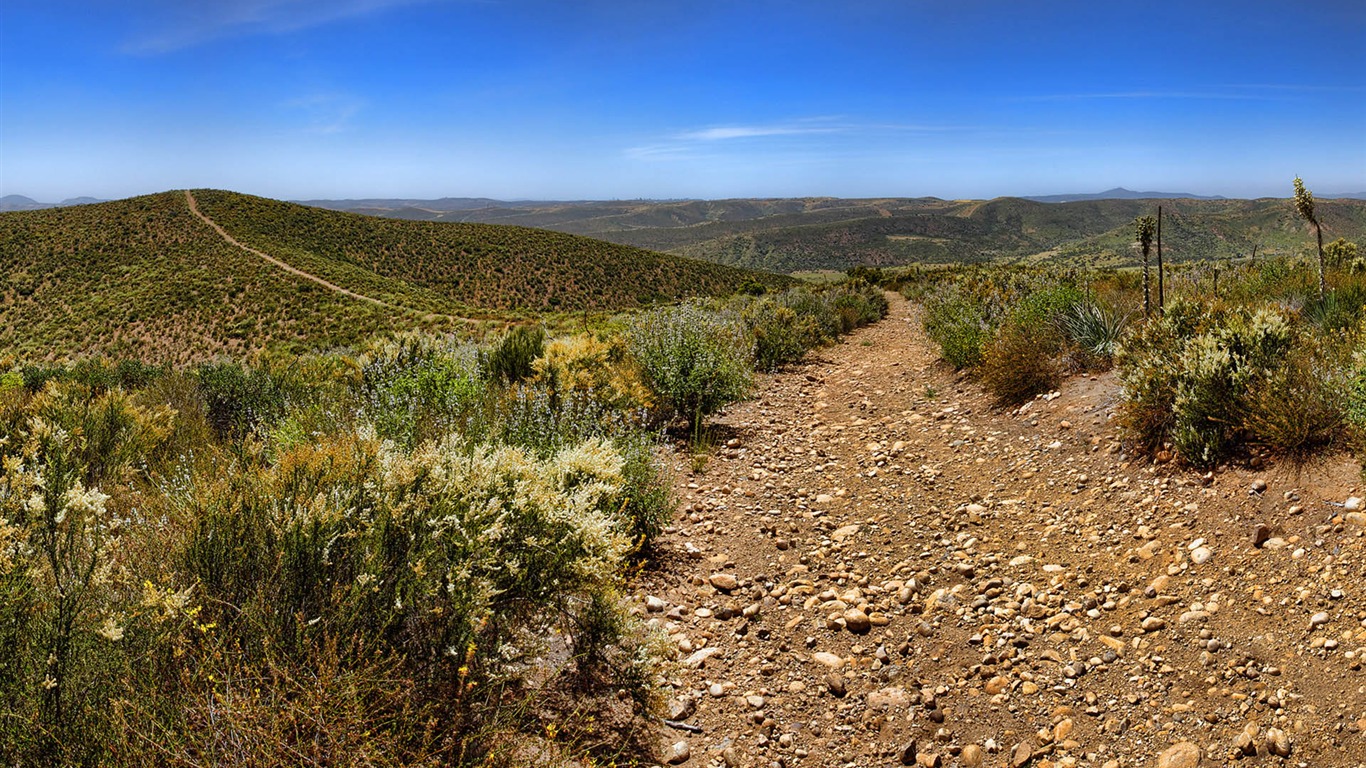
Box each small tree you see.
[1293,177,1326,299]
[1135,215,1157,317]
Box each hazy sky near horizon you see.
[2,0,1364,201]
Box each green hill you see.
[0,190,793,364]
[190,190,793,312]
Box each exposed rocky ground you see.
[637,293,1366,768]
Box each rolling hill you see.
[307,194,1366,272]
[0,190,794,364]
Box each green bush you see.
[743,300,820,371]
[627,303,754,430]
[195,361,288,440]
[1119,302,1295,467]
[480,324,546,386]
[360,338,486,449]
[923,291,989,369]
[1241,336,1351,458]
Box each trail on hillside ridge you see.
[637,292,1365,768]
[185,189,395,309]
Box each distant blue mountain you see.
[0,195,107,211]
[1024,187,1227,203]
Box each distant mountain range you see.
[1023,187,1228,203]
[0,194,107,211]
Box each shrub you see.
[1241,337,1350,458]
[744,300,821,371]
[1119,301,1295,467]
[626,303,754,430]
[923,291,989,370]
[980,319,1063,406]
[532,333,650,411]
[976,284,1081,405]
[174,433,655,759]
[360,338,486,449]
[194,361,287,440]
[481,324,546,386]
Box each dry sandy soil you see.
[636,293,1366,768]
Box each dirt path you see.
[640,292,1366,767]
[184,189,392,308]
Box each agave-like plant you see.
[1058,300,1130,362]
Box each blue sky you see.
[2,0,1363,201]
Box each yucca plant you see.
[1058,300,1129,366]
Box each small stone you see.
[1156,741,1202,768]
[1021,681,1040,695]
[960,744,984,768]
[1310,611,1330,627]
[1263,727,1291,757]
[1251,525,1272,548]
[824,673,847,698]
[1250,479,1267,494]
[1010,741,1034,768]
[813,651,845,669]
[843,608,872,634]
[646,595,667,612]
[916,752,942,768]
[868,686,910,710]
[1141,616,1167,632]
[709,574,739,592]
[898,740,918,766]
[667,697,696,721]
[1190,546,1212,565]
[665,740,691,765]
[682,647,721,668]
[1345,496,1364,511]
[1233,722,1259,756]
[985,676,1010,695]
[722,747,739,767]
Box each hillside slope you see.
[314,195,1366,272]
[0,192,443,364]
[192,190,794,313]
[0,191,792,364]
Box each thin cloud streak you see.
[627,118,983,163]
[124,0,445,54]
[674,125,841,141]
[284,93,364,134]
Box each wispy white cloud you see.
[628,118,969,160]
[124,0,446,54]
[284,93,363,134]
[674,124,841,141]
